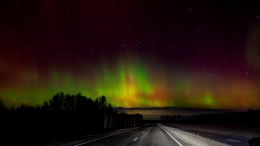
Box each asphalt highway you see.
[78,123,191,146]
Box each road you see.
[131,123,189,146]
[76,123,190,146]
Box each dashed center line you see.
[127,128,149,146]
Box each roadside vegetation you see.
[0,93,143,145]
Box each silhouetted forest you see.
[0,93,143,145]
[159,109,260,124]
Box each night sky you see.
[1,0,260,110]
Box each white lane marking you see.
[227,139,240,143]
[74,127,139,146]
[157,124,183,146]
[128,129,147,146]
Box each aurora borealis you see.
[1,0,260,110]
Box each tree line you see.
[159,109,260,124]
[0,93,143,145]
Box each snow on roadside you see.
[167,123,259,138]
[158,123,231,146]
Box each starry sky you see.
[1,0,260,110]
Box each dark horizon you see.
[115,106,252,120]
[2,94,255,120]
